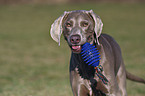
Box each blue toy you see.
[81,42,108,85]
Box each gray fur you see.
[50,10,145,96]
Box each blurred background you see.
[0,0,145,96]
[0,0,145,4]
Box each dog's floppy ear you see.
[50,11,70,46]
[87,10,103,45]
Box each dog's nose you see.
[70,35,81,44]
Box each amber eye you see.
[66,22,72,27]
[81,22,88,27]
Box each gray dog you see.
[50,10,145,96]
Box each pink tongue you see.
[72,46,80,50]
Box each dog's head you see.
[50,10,103,53]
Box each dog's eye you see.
[81,22,88,27]
[66,22,72,27]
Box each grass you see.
[0,3,145,96]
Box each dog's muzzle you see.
[70,35,81,44]
[69,35,82,53]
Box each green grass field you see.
[0,3,145,96]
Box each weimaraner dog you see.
[50,10,145,96]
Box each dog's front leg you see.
[70,70,93,96]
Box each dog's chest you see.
[77,63,95,79]
[74,67,108,95]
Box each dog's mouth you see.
[71,45,81,53]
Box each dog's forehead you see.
[66,12,90,21]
